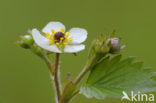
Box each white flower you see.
[32,21,88,53]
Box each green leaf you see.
[80,55,156,99]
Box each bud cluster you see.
[86,34,124,70]
[15,32,46,57]
[16,34,34,49]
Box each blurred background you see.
[0,0,156,103]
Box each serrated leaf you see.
[80,55,156,99]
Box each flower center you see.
[46,28,73,46]
[54,32,65,43]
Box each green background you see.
[0,0,156,103]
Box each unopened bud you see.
[93,36,110,54]
[17,35,34,49]
[86,34,124,70]
[106,38,120,53]
[16,40,30,49]
[87,36,110,68]
[21,35,34,45]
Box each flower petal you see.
[69,28,87,44]
[43,45,62,53]
[32,29,49,46]
[64,45,85,53]
[42,21,65,33]
[32,29,62,53]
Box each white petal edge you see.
[42,21,65,34]
[64,45,85,53]
[32,29,62,53]
[69,28,87,44]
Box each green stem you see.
[73,53,102,85]
[73,66,89,85]
[70,90,80,99]
[53,53,61,102]
[43,55,53,74]
[43,53,61,103]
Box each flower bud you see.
[16,33,46,58]
[17,35,34,49]
[106,38,121,53]
[87,36,110,68]
[21,35,34,45]
[17,40,30,49]
[92,37,110,54]
[86,35,123,70]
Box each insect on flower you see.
[31,22,88,53]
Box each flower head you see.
[32,22,87,53]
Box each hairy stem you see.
[53,53,61,102]
[43,53,61,103]
[70,90,80,99]
[73,66,89,85]
[43,55,53,74]
[74,54,100,85]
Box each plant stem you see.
[70,90,80,99]
[43,53,62,103]
[53,53,61,102]
[73,66,89,85]
[74,54,99,85]
[43,55,53,74]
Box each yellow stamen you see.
[46,32,50,38]
[68,36,73,41]
[49,39,53,43]
[50,33,54,39]
[65,32,70,37]
[60,28,64,33]
[63,42,68,45]
[56,43,60,45]
[51,30,55,34]
[60,37,64,41]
